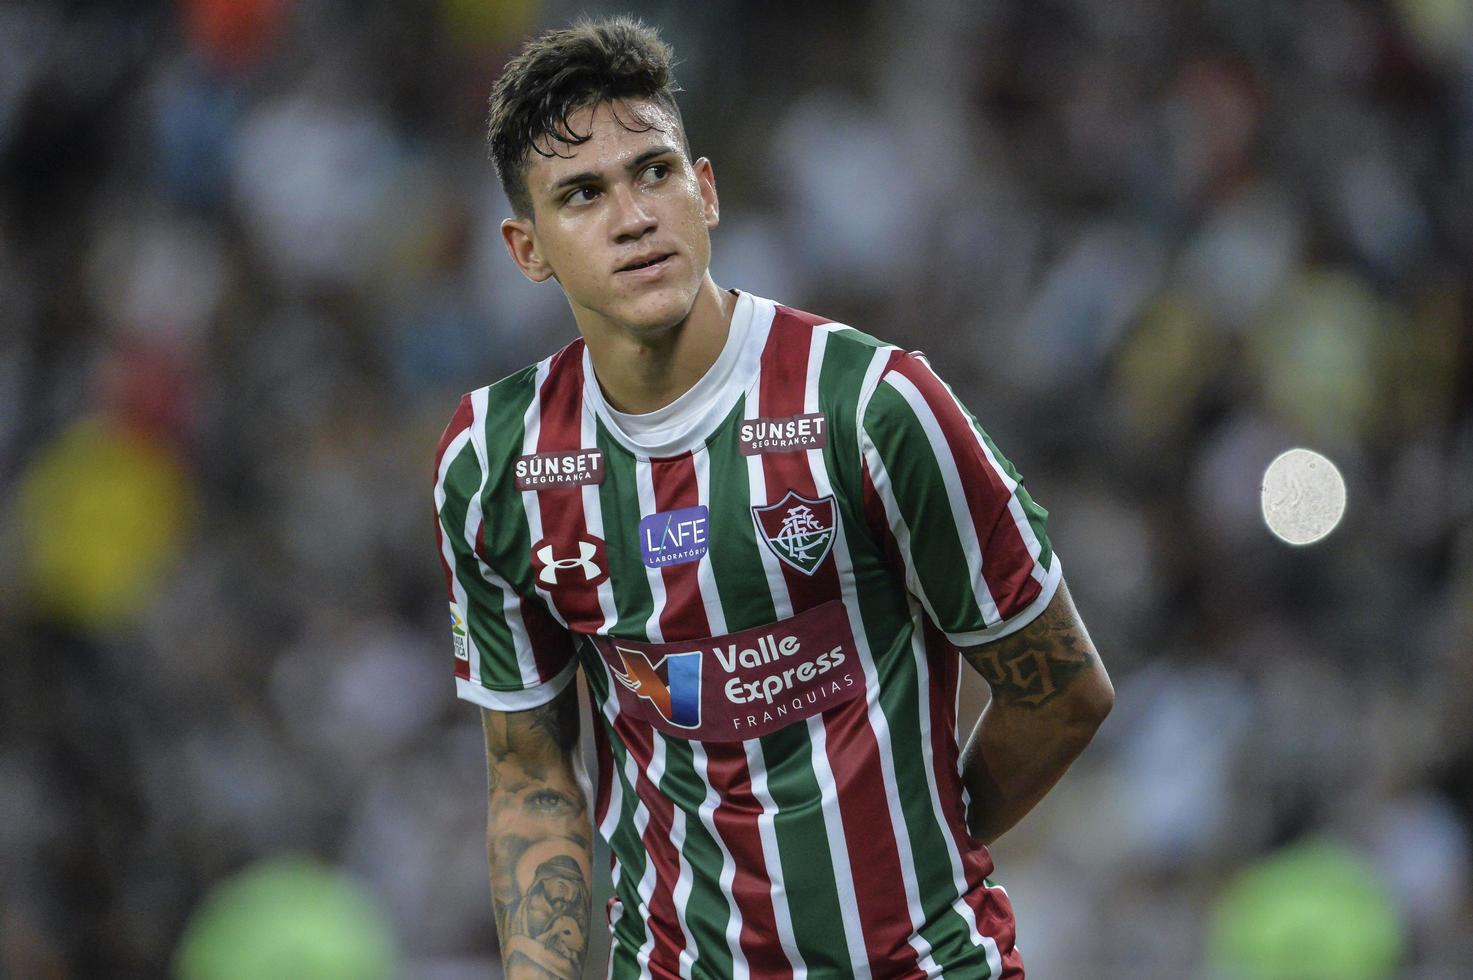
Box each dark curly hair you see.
[487,16,687,218]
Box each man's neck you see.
[578,276,737,415]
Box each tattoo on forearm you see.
[962,586,1097,709]
[530,691,581,753]
[484,687,592,979]
[485,690,583,784]
[494,840,592,979]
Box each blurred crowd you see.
[2,0,1471,976]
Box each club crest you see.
[751,490,837,576]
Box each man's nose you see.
[609,184,656,241]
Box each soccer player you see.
[433,17,1114,979]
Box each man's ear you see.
[502,216,555,283]
[694,157,719,230]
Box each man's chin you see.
[608,287,699,335]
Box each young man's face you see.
[502,98,720,338]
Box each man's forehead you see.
[528,98,681,187]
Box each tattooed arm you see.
[958,579,1114,845]
[483,684,594,979]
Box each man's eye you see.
[643,163,670,182]
[566,186,599,205]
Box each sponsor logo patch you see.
[610,646,703,729]
[530,535,609,589]
[751,490,836,576]
[450,603,468,661]
[592,600,863,740]
[515,449,604,490]
[638,505,709,568]
[739,413,828,455]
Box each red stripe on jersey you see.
[886,354,1041,620]
[649,453,715,643]
[646,455,792,975]
[433,393,476,477]
[920,618,1025,967]
[613,721,693,977]
[757,310,842,614]
[700,742,792,979]
[472,517,575,684]
[759,310,919,975]
[822,695,924,973]
[533,341,605,638]
[860,457,909,585]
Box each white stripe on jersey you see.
[795,326,879,979]
[737,304,808,979]
[518,358,571,630]
[434,427,479,676]
[630,458,698,978]
[689,446,750,976]
[808,324,940,978]
[740,739,807,977]
[878,370,1005,628]
[632,460,669,646]
[464,386,537,690]
[591,680,660,980]
[690,446,728,638]
[600,738,626,915]
[670,804,697,980]
[912,355,1046,581]
[902,592,1004,965]
[859,431,953,635]
[580,393,622,637]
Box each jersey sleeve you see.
[433,393,577,710]
[859,352,1061,646]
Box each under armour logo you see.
[530,536,609,589]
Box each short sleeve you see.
[860,353,1061,645]
[433,393,577,710]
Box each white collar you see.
[583,290,774,458]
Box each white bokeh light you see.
[1261,448,1347,545]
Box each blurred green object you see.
[174,857,398,980]
[1206,837,1404,980]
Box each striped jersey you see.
[433,291,1060,979]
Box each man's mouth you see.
[617,252,673,273]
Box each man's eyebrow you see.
[627,145,678,170]
[547,146,679,196]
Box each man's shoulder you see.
[480,335,586,415]
[765,297,897,356]
[434,337,585,488]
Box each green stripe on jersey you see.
[863,381,988,634]
[973,424,1052,570]
[599,723,655,972]
[707,397,853,967]
[592,418,655,640]
[918,357,1053,570]
[755,724,853,968]
[865,625,989,973]
[703,396,778,632]
[818,332,999,973]
[478,369,538,588]
[440,445,520,689]
[587,424,655,963]
[653,736,735,978]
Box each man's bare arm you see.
[958,578,1114,844]
[483,685,593,980]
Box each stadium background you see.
[2,0,1470,976]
